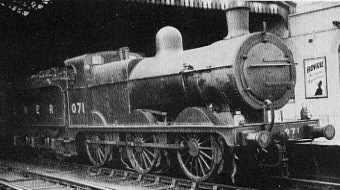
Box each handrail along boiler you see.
[9,1,335,182]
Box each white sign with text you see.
[304,57,327,98]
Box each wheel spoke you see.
[199,146,212,150]
[200,150,213,160]
[93,151,97,162]
[99,149,104,163]
[184,155,191,167]
[141,153,146,168]
[138,152,143,164]
[97,149,103,163]
[195,158,199,176]
[196,135,202,142]
[143,147,156,158]
[180,134,187,141]
[198,156,206,176]
[199,138,211,146]
[187,155,194,168]
[143,135,154,142]
[141,152,150,168]
[98,147,104,159]
[190,157,194,173]
[143,150,153,165]
[199,154,211,170]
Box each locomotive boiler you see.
[9,1,335,182]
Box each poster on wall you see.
[304,57,328,98]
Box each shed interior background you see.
[0,0,284,87]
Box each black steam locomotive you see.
[7,2,335,182]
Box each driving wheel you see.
[126,133,160,174]
[85,134,111,167]
[176,134,219,181]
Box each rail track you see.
[0,161,114,190]
[284,177,340,190]
[0,158,255,190]
[2,153,340,190]
[260,175,340,190]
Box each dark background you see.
[0,0,280,84]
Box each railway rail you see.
[284,177,340,189]
[260,175,340,190]
[0,162,113,190]
[0,158,255,190]
[2,156,340,190]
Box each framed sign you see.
[304,57,328,98]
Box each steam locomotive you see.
[7,2,335,182]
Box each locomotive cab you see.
[64,48,141,88]
[64,49,143,126]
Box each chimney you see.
[225,0,250,39]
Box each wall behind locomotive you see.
[0,0,283,87]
